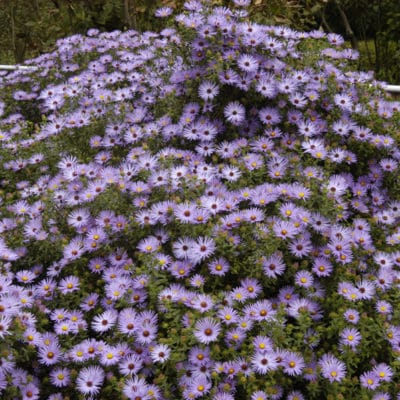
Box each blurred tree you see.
[316,0,400,82]
[0,0,168,62]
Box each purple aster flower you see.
[63,237,84,261]
[137,236,160,254]
[230,286,250,303]
[119,353,143,375]
[278,73,301,92]
[327,32,345,45]
[328,238,352,264]
[194,317,221,344]
[0,315,12,339]
[262,252,286,278]
[234,0,251,7]
[50,367,71,387]
[111,214,128,232]
[189,376,212,397]
[224,101,246,125]
[258,106,281,125]
[208,256,230,275]
[374,251,393,269]
[67,208,92,228]
[9,200,30,215]
[288,297,322,320]
[190,274,206,288]
[76,366,105,396]
[88,257,107,274]
[84,227,107,251]
[325,174,349,198]
[340,327,362,349]
[234,356,252,377]
[372,392,390,400]
[99,345,121,366]
[244,153,263,171]
[215,141,237,159]
[38,342,62,366]
[219,69,240,85]
[237,53,259,72]
[80,292,99,311]
[122,376,149,399]
[172,236,196,259]
[235,72,254,90]
[319,354,346,382]
[251,351,278,374]
[155,6,173,17]
[289,91,308,108]
[237,316,254,332]
[150,344,171,363]
[191,293,214,313]
[221,165,241,181]
[332,118,353,136]
[170,260,194,279]
[294,270,314,288]
[360,370,380,390]
[376,300,392,315]
[375,269,394,291]
[58,275,80,294]
[243,207,264,223]
[118,308,139,336]
[303,361,318,381]
[352,125,372,141]
[174,202,199,224]
[272,219,300,240]
[255,77,277,98]
[247,299,276,321]
[301,138,327,159]
[334,93,354,111]
[199,80,220,101]
[251,390,268,400]
[312,256,333,277]
[240,278,262,299]
[252,335,274,353]
[283,352,305,376]
[92,309,118,333]
[372,363,393,382]
[136,322,157,345]
[16,270,36,285]
[20,383,40,400]
[343,309,360,324]
[355,279,376,300]
[338,282,360,301]
[189,236,216,262]
[218,306,239,325]
[287,391,305,400]
[55,320,78,335]
[215,393,235,400]
[188,346,211,366]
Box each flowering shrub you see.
[1,1,400,399]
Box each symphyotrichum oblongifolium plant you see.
[0,1,400,399]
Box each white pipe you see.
[0,64,399,94]
[384,84,400,93]
[0,65,38,71]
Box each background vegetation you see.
[1,0,399,83]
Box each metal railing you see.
[384,84,400,94]
[0,64,38,71]
[1,64,400,93]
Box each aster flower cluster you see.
[0,0,400,399]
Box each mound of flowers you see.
[1,0,400,399]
